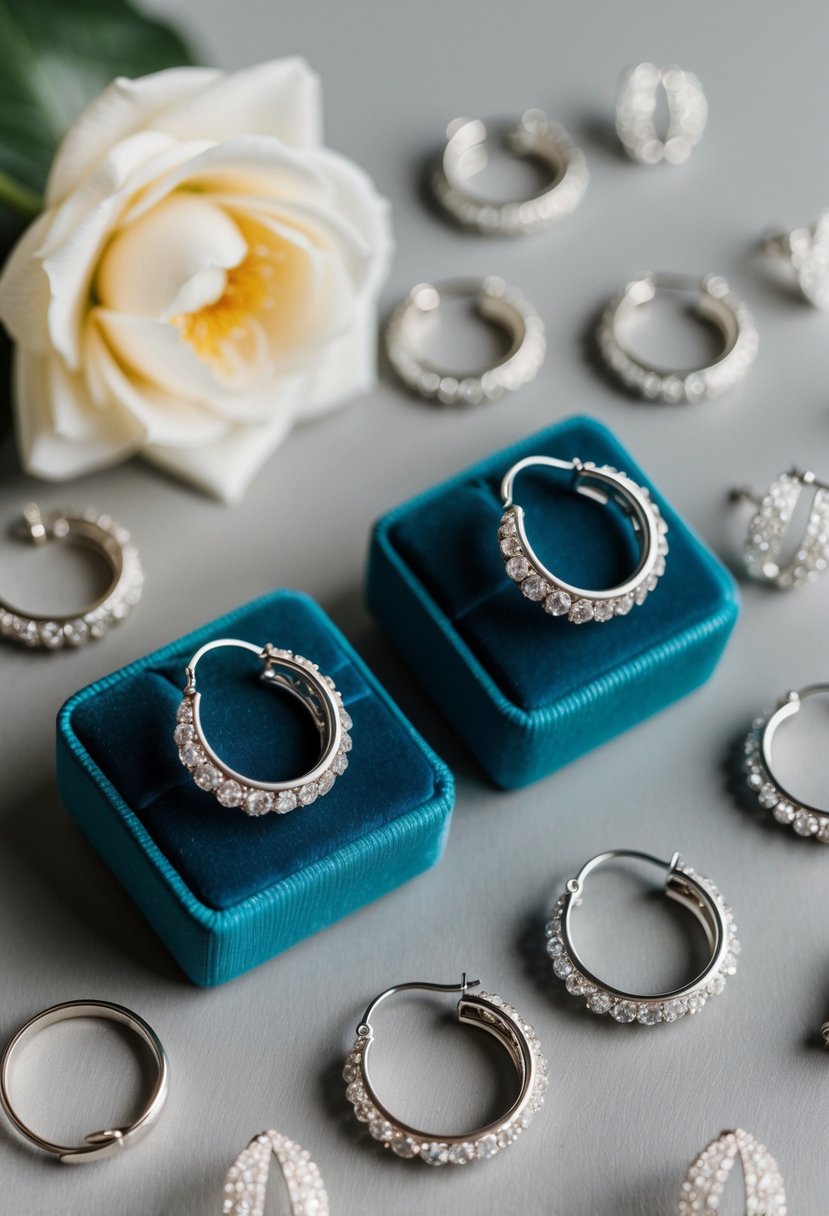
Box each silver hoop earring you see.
[499,455,668,623]
[546,850,739,1025]
[344,976,547,1165]
[743,685,829,841]
[763,212,829,309]
[680,1129,787,1215]
[597,273,758,402]
[176,639,352,815]
[616,63,707,165]
[0,1000,168,1162]
[731,468,829,589]
[385,277,545,405]
[0,504,143,649]
[431,110,588,235]
[223,1130,329,1216]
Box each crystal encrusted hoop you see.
[0,504,143,650]
[616,63,707,166]
[680,1128,787,1216]
[222,1130,329,1216]
[344,977,547,1165]
[743,685,829,841]
[732,468,829,590]
[546,851,739,1025]
[499,455,668,623]
[175,638,352,816]
[764,211,829,310]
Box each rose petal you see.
[307,148,394,296]
[46,67,221,205]
[154,58,322,150]
[0,211,54,351]
[300,292,379,419]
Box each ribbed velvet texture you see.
[57,590,455,985]
[366,415,739,788]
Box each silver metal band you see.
[175,638,352,816]
[597,272,758,402]
[616,63,707,165]
[680,1129,787,1216]
[385,277,545,405]
[498,455,668,623]
[344,976,547,1165]
[432,109,589,235]
[0,504,143,650]
[732,468,829,589]
[223,1130,330,1216]
[744,685,829,841]
[763,211,829,309]
[0,1000,168,1163]
[547,850,739,1025]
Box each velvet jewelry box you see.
[366,415,739,788]
[56,590,455,986]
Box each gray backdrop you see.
[1,1,828,1212]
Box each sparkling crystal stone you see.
[505,556,530,582]
[341,733,353,753]
[611,1001,636,1023]
[342,1063,358,1083]
[353,1101,374,1122]
[245,789,274,817]
[500,535,522,557]
[476,1135,499,1160]
[794,812,817,836]
[64,619,90,646]
[637,1004,661,1026]
[369,1118,393,1142]
[565,972,586,995]
[592,600,614,622]
[521,575,548,601]
[38,621,64,649]
[746,771,763,790]
[299,783,319,806]
[448,1143,476,1165]
[391,1134,419,1158]
[552,957,573,980]
[317,771,335,796]
[773,800,795,824]
[345,1082,365,1104]
[195,763,221,791]
[758,782,780,809]
[217,780,243,807]
[421,1142,449,1166]
[569,599,595,624]
[587,991,612,1015]
[177,700,194,724]
[614,594,634,616]
[333,753,349,776]
[661,999,686,1022]
[173,722,194,746]
[180,742,202,768]
[276,790,297,813]
[340,710,353,731]
[708,973,726,996]
[544,589,571,616]
[545,937,564,958]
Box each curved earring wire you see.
[222,1129,329,1216]
[679,1128,787,1215]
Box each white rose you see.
[0,58,392,501]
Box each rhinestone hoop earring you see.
[731,468,829,589]
[546,850,739,1025]
[616,63,707,165]
[222,1130,329,1216]
[680,1128,787,1215]
[743,685,829,841]
[343,976,547,1165]
[498,455,668,623]
[0,504,143,650]
[763,211,829,309]
[176,638,352,815]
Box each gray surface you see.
[1,1,828,1212]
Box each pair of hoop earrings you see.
[0,504,143,650]
[744,684,829,842]
[546,850,739,1025]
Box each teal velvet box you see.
[366,415,739,788]
[56,590,454,986]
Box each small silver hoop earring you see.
[616,63,707,165]
[0,504,143,649]
[743,685,829,841]
[344,976,547,1165]
[431,109,589,235]
[546,850,739,1025]
[680,1128,787,1215]
[223,1129,329,1216]
[731,468,829,589]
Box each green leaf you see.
[0,0,196,224]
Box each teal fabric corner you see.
[366,415,740,788]
[56,589,455,986]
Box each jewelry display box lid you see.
[366,414,740,789]
[56,589,455,986]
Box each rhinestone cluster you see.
[616,63,708,166]
[223,1129,329,1216]
[385,277,545,405]
[597,275,758,402]
[779,211,829,309]
[432,111,589,235]
[744,708,829,841]
[679,1128,787,1216]
[743,471,829,589]
[0,509,143,650]
[546,867,739,1024]
[499,469,668,623]
[175,655,352,816]
[343,995,547,1165]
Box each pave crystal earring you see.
[731,468,829,589]
[344,976,547,1165]
[679,1128,787,1215]
[222,1129,329,1216]
[743,685,829,841]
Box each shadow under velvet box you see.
[366,415,740,788]
[55,590,455,986]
